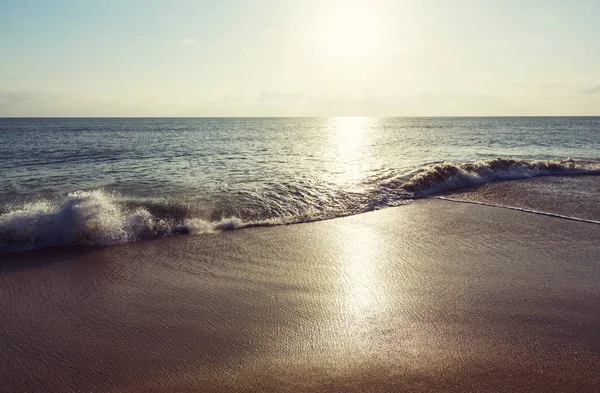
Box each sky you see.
[1,0,600,116]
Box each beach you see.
[3,0,600,390]
[2,198,599,392]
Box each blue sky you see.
[1,0,599,116]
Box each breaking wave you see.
[401,158,600,195]
[2,158,599,252]
[0,191,266,252]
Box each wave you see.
[400,158,600,196]
[2,158,599,252]
[0,191,267,252]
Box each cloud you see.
[181,38,195,46]
[0,90,34,105]
[513,81,567,89]
[581,85,600,94]
[222,94,246,103]
[257,90,303,102]
[487,38,507,48]
[0,90,40,116]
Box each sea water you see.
[1,117,599,251]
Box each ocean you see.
[1,116,599,252]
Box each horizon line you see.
[2,115,600,119]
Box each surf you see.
[2,158,599,252]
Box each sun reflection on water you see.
[326,117,378,188]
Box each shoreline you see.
[2,170,600,255]
[434,196,600,224]
[2,199,600,392]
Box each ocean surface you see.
[1,117,599,252]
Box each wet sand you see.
[441,175,600,222]
[1,199,600,392]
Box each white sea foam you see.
[183,216,248,235]
[0,190,275,252]
[0,190,164,252]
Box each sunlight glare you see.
[328,116,369,156]
[335,223,388,333]
[320,1,382,58]
[326,117,375,188]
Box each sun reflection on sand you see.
[335,222,388,329]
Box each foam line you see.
[433,196,600,225]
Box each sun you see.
[320,1,382,58]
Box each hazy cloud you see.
[513,81,567,89]
[581,85,600,94]
[0,90,40,115]
[487,38,507,48]
[0,90,34,105]
[181,38,195,46]
[257,90,303,102]
[222,94,246,103]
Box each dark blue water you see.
[1,117,599,251]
